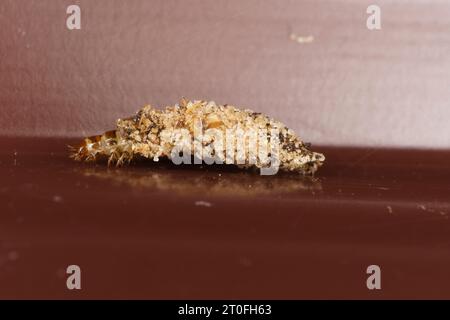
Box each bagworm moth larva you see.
[71,99,325,175]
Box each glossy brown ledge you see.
[0,137,449,299]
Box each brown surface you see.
[1,137,450,299]
[1,0,450,148]
[1,0,450,300]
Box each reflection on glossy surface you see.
[78,164,322,197]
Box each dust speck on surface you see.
[289,33,314,44]
[8,251,19,261]
[195,200,212,207]
[386,205,393,214]
[53,195,63,203]
[417,204,427,211]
